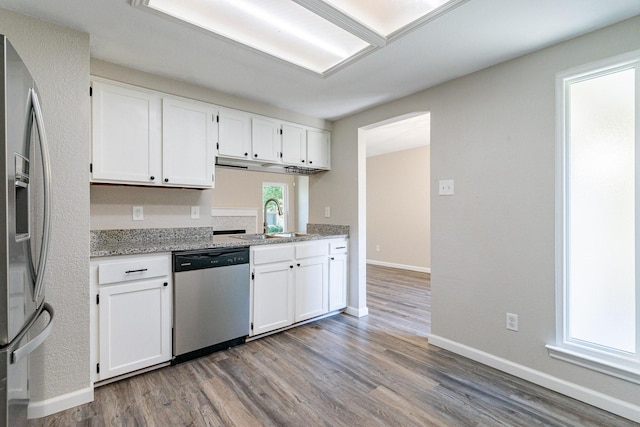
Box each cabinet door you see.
[91,81,162,184]
[252,117,281,162]
[162,97,216,187]
[306,129,330,169]
[218,108,251,159]
[252,263,294,336]
[98,278,171,381]
[329,253,348,311]
[295,257,328,322]
[281,124,306,166]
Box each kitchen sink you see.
[269,232,314,238]
[231,234,274,241]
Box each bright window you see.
[549,51,640,383]
[263,182,287,233]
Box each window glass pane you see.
[567,68,636,353]
[263,183,286,233]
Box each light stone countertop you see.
[90,224,349,257]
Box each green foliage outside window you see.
[263,183,286,232]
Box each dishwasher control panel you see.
[173,247,249,272]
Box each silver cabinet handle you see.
[30,89,52,304]
[11,303,54,364]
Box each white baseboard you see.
[28,385,94,419]
[366,259,431,273]
[428,334,640,423]
[345,306,369,318]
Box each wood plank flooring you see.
[31,264,637,426]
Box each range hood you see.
[215,157,326,175]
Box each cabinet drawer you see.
[252,244,295,265]
[296,241,329,260]
[98,256,169,285]
[330,240,348,254]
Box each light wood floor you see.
[31,265,637,426]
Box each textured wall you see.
[366,146,430,270]
[0,8,91,406]
[320,14,640,413]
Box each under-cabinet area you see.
[90,78,331,189]
[90,234,348,385]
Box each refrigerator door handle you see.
[10,302,54,364]
[29,89,52,303]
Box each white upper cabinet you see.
[92,78,330,181]
[281,126,330,170]
[91,80,162,185]
[281,124,307,166]
[306,129,331,169]
[162,97,216,187]
[251,116,281,162]
[91,78,216,188]
[218,108,251,160]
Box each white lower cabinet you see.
[252,262,295,335]
[91,253,172,382]
[251,239,346,337]
[328,239,348,311]
[250,244,295,336]
[294,242,329,322]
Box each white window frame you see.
[547,49,640,384]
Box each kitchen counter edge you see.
[90,233,349,258]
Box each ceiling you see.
[1,0,640,121]
[365,113,430,157]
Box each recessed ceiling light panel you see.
[321,0,454,36]
[134,0,463,75]
[141,0,369,74]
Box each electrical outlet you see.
[439,179,454,196]
[132,206,144,221]
[324,206,331,218]
[190,206,200,219]
[506,313,519,332]
[375,245,380,252]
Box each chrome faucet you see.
[263,198,283,234]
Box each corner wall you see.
[314,14,640,420]
[0,8,92,414]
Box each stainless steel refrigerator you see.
[0,36,54,427]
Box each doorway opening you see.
[358,111,431,331]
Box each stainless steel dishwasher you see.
[172,247,250,364]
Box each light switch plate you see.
[132,206,144,221]
[438,179,454,196]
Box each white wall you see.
[366,146,430,272]
[0,8,92,412]
[91,60,330,131]
[91,168,296,231]
[311,14,640,420]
